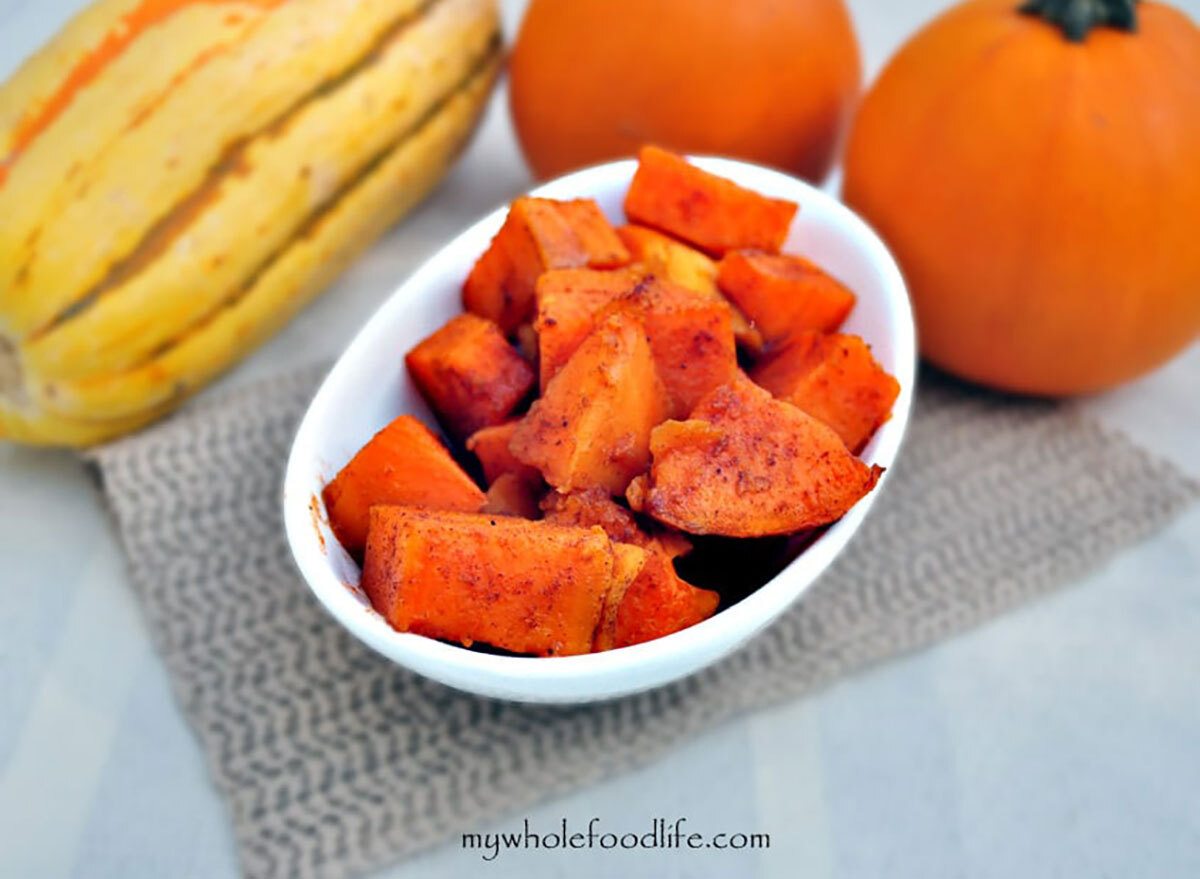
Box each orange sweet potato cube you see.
[592,543,650,652]
[617,224,763,353]
[540,487,648,547]
[540,488,716,649]
[533,268,640,390]
[612,551,719,649]
[540,486,688,555]
[540,487,690,559]
[511,311,669,494]
[405,314,535,441]
[600,277,738,419]
[481,473,543,519]
[629,375,882,537]
[463,197,630,332]
[465,420,542,487]
[623,146,797,256]
[321,416,485,555]
[717,251,856,347]
[361,508,618,656]
[752,331,900,453]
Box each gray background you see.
[1,1,1198,876]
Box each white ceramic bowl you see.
[283,157,916,703]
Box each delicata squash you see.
[322,147,899,656]
[0,0,501,446]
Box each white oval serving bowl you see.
[283,156,916,704]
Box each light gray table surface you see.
[2,1,1198,876]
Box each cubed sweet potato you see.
[611,551,719,649]
[481,473,543,519]
[405,313,535,441]
[617,224,763,354]
[533,268,640,390]
[623,146,797,256]
[557,199,631,267]
[592,542,650,652]
[466,420,542,487]
[540,487,646,546]
[629,375,882,537]
[511,311,669,494]
[361,507,617,656]
[600,277,737,419]
[540,488,715,650]
[463,197,630,332]
[752,331,900,454]
[717,251,855,347]
[321,416,485,556]
[539,487,688,556]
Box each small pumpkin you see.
[843,0,1200,395]
[508,0,861,182]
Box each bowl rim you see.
[282,155,917,703]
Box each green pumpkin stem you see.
[1018,0,1139,42]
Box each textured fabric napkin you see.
[88,364,1198,879]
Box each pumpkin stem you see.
[1018,0,1139,42]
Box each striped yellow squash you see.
[0,0,501,445]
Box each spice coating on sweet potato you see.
[752,331,900,454]
[533,268,640,390]
[466,420,542,487]
[405,313,535,440]
[632,376,882,537]
[322,415,485,556]
[717,251,855,347]
[511,311,669,494]
[463,197,630,332]
[617,224,763,353]
[600,277,737,419]
[361,507,615,656]
[623,146,797,256]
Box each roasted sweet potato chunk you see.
[511,311,669,494]
[466,420,542,487]
[623,146,797,256]
[612,551,719,649]
[592,542,650,652]
[540,487,688,556]
[322,416,485,556]
[361,507,619,656]
[405,313,535,441]
[600,277,737,419]
[717,251,855,346]
[752,331,900,454]
[541,488,646,545]
[540,488,715,648]
[463,197,630,332]
[617,224,763,353]
[481,473,543,519]
[533,268,640,389]
[630,376,882,537]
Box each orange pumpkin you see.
[843,0,1200,395]
[508,0,861,182]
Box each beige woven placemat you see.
[88,364,1199,879]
